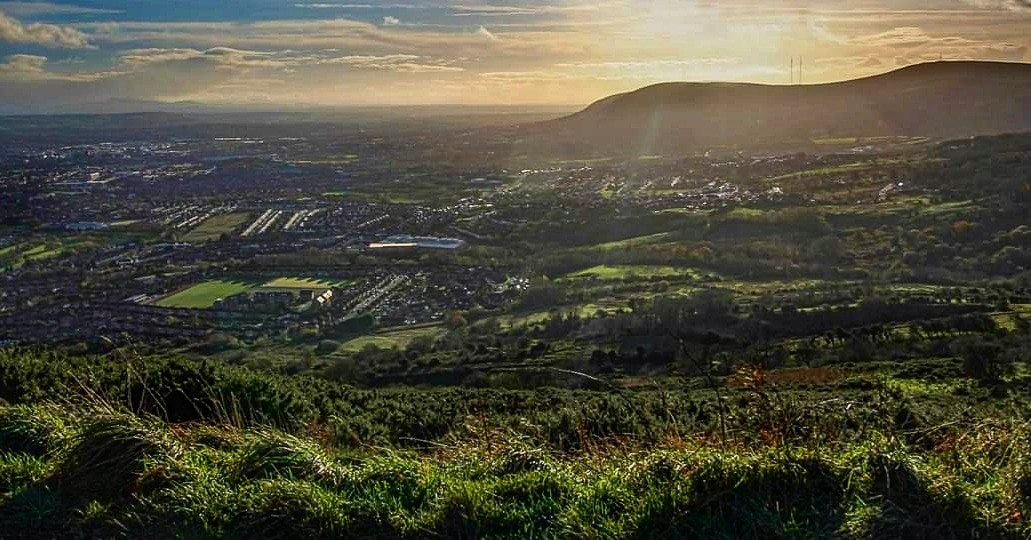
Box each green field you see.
[0,243,65,267]
[594,232,672,250]
[156,280,257,309]
[155,277,356,308]
[767,160,900,181]
[492,302,627,329]
[182,212,251,243]
[338,324,444,352]
[0,236,102,269]
[812,137,859,145]
[261,277,355,290]
[565,264,699,280]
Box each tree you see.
[807,235,844,262]
[445,311,468,331]
[325,355,360,383]
[952,337,1010,382]
[316,339,341,355]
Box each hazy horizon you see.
[0,0,1029,111]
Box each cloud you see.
[117,47,291,70]
[557,58,739,70]
[0,53,45,75]
[480,70,574,81]
[294,3,423,9]
[312,52,466,72]
[0,9,92,48]
[476,25,497,40]
[847,26,1028,61]
[959,0,1030,11]
[118,48,207,66]
[813,55,885,70]
[0,2,120,16]
[450,4,600,17]
[0,52,110,80]
[116,47,464,74]
[484,58,780,83]
[329,56,465,72]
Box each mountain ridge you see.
[536,61,1031,155]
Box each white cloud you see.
[959,0,1030,11]
[846,26,1028,61]
[115,47,464,74]
[476,25,497,40]
[450,4,600,17]
[0,9,92,48]
[0,53,45,74]
[294,3,423,9]
[0,52,110,80]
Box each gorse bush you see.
[0,349,1016,452]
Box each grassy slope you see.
[337,325,444,352]
[0,403,1028,538]
[565,265,699,280]
[0,349,1028,537]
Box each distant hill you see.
[534,61,1031,155]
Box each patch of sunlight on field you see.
[594,233,672,250]
[339,325,444,352]
[183,212,251,243]
[812,137,859,145]
[767,160,903,181]
[155,280,257,309]
[888,378,967,397]
[154,276,359,308]
[261,277,355,289]
[565,265,700,280]
[495,302,626,329]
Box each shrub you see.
[54,413,184,497]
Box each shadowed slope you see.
[538,61,1031,155]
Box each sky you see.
[0,0,1028,109]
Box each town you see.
[0,119,883,350]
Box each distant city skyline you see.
[0,0,1028,110]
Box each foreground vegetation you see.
[1,350,1029,537]
[1,401,1029,538]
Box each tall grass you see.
[0,402,1028,538]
